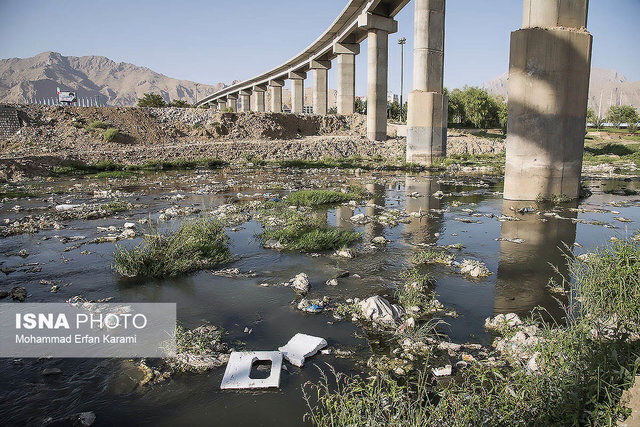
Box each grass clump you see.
[113,216,231,279]
[258,204,360,252]
[287,188,367,207]
[100,200,131,213]
[103,127,120,141]
[0,190,37,199]
[94,170,137,179]
[412,248,455,266]
[306,237,640,426]
[87,120,110,130]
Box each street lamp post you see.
[398,37,407,122]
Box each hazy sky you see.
[1,0,638,98]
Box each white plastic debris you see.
[432,365,452,377]
[55,204,82,211]
[359,296,405,324]
[278,333,327,367]
[291,273,310,293]
[220,351,283,390]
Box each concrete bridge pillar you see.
[504,0,592,200]
[310,60,331,115]
[334,43,359,115]
[269,80,284,113]
[406,0,447,165]
[217,99,227,111]
[359,12,398,141]
[289,71,306,114]
[252,85,266,112]
[227,94,238,113]
[239,90,252,113]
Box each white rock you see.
[326,278,338,286]
[278,333,327,367]
[372,236,388,245]
[335,249,355,258]
[124,222,136,229]
[359,296,405,324]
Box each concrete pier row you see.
[504,0,592,200]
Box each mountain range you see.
[0,51,226,106]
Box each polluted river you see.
[1,165,639,425]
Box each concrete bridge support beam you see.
[406,0,447,165]
[334,43,359,115]
[504,0,592,200]
[359,13,398,141]
[252,86,266,112]
[269,80,284,113]
[310,60,331,115]
[239,90,251,113]
[217,99,227,111]
[289,71,306,114]
[227,95,238,113]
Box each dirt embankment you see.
[0,105,504,180]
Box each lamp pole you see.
[398,37,407,122]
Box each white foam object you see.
[278,333,327,367]
[220,351,282,390]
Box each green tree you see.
[138,93,167,108]
[355,98,367,115]
[496,95,508,132]
[169,99,191,108]
[607,105,639,129]
[460,86,500,128]
[446,88,465,126]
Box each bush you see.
[287,189,367,207]
[113,217,231,279]
[103,127,119,142]
[137,93,167,108]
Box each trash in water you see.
[220,351,282,390]
[278,333,327,367]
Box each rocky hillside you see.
[0,51,226,106]
[483,67,640,112]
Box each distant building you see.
[387,92,399,104]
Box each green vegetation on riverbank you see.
[305,236,640,426]
[113,217,231,279]
[51,157,227,176]
[287,188,368,207]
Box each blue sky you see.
[1,0,638,98]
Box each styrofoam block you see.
[278,333,327,367]
[220,351,282,390]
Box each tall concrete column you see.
[334,43,359,115]
[504,0,592,200]
[227,95,238,113]
[217,99,227,111]
[358,13,398,141]
[310,60,331,115]
[252,85,266,112]
[269,80,284,113]
[406,0,447,165]
[239,90,251,112]
[289,71,306,114]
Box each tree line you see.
[588,105,639,131]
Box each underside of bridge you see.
[199,0,593,201]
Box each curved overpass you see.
[197,0,409,111]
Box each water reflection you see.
[335,206,355,231]
[495,200,577,318]
[403,176,443,245]
[364,183,385,241]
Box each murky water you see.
[1,168,639,425]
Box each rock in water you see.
[10,286,27,302]
[291,273,310,293]
[42,412,96,426]
[359,296,405,324]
